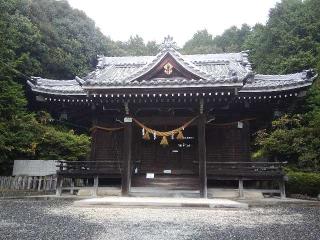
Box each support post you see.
[279,179,286,199]
[198,114,207,198]
[38,176,42,191]
[92,176,99,197]
[122,117,132,196]
[27,177,32,190]
[32,177,37,190]
[70,178,75,195]
[22,176,26,190]
[56,176,63,196]
[238,179,244,199]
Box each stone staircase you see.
[130,175,200,197]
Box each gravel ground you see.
[0,199,319,240]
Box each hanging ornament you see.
[142,128,145,136]
[160,136,169,146]
[176,130,184,140]
[143,131,150,140]
[171,132,174,140]
[153,131,156,140]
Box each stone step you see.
[130,187,200,198]
[131,175,199,190]
[74,196,249,209]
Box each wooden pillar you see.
[32,177,37,190]
[122,117,132,196]
[27,177,32,190]
[56,176,63,196]
[198,114,207,198]
[70,178,75,195]
[279,179,286,199]
[22,176,26,190]
[238,179,244,199]
[38,176,42,191]
[92,176,99,197]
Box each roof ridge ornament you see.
[160,35,178,50]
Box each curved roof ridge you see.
[123,48,215,83]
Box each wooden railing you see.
[56,160,121,176]
[206,161,286,180]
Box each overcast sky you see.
[67,0,280,47]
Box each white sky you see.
[67,0,280,47]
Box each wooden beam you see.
[198,114,207,198]
[122,117,132,196]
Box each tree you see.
[214,24,251,52]
[247,0,320,171]
[183,30,220,54]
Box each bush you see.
[286,171,320,197]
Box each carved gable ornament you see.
[160,35,178,50]
[163,62,173,75]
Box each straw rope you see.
[132,116,198,138]
[90,126,124,132]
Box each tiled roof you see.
[28,43,316,96]
[28,77,86,95]
[240,71,316,92]
[84,48,250,88]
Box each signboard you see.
[146,173,154,179]
[124,117,132,123]
[237,121,243,129]
[12,160,58,176]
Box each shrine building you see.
[28,37,317,198]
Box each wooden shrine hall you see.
[28,36,317,198]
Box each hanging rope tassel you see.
[176,130,184,140]
[160,136,169,146]
[143,131,150,140]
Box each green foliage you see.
[214,24,251,52]
[244,0,320,74]
[0,112,90,174]
[245,0,320,172]
[0,0,105,174]
[182,25,252,54]
[286,170,320,197]
[254,112,320,171]
[183,30,220,54]
[115,35,160,56]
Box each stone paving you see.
[0,199,319,240]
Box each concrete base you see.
[77,187,121,196]
[208,188,264,199]
[77,187,265,199]
[74,196,249,209]
[130,187,200,198]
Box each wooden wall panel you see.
[90,129,124,173]
[132,126,197,174]
[206,122,250,163]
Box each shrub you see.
[286,171,320,197]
